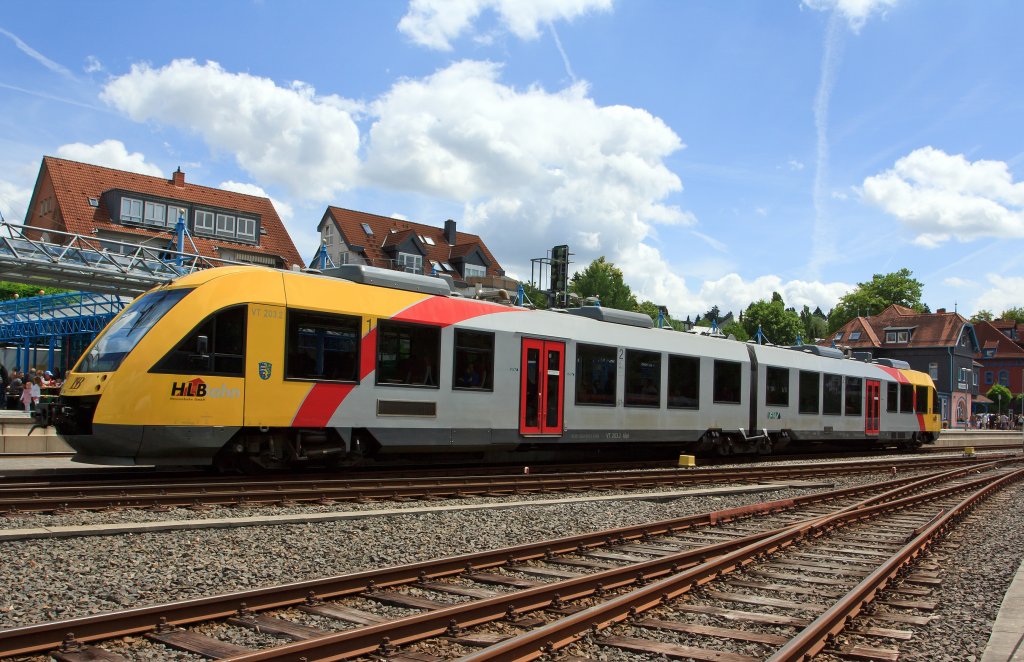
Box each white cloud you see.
[56,139,163,177]
[0,179,33,223]
[364,59,690,303]
[972,275,1024,316]
[100,59,362,200]
[788,159,805,171]
[802,0,899,32]
[693,273,851,318]
[861,146,1024,247]
[218,180,294,222]
[398,0,612,50]
[84,55,103,74]
[944,277,976,289]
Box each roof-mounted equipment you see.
[323,264,451,296]
[565,306,654,328]
[787,345,845,359]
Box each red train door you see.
[865,379,880,435]
[519,338,565,436]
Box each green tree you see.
[799,305,828,341]
[827,268,925,332]
[987,384,1013,414]
[743,296,803,345]
[971,310,994,322]
[518,281,549,309]
[721,321,749,341]
[1000,307,1024,323]
[569,257,637,311]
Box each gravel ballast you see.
[0,460,1021,661]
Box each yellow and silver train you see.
[42,265,941,470]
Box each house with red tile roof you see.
[973,319,1024,401]
[316,206,509,286]
[824,304,980,426]
[24,156,304,270]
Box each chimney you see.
[937,308,946,314]
[444,219,457,245]
[172,167,185,187]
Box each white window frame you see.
[397,252,422,273]
[236,217,256,240]
[143,201,167,227]
[929,362,939,380]
[463,263,486,278]
[194,210,215,234]
[216,213,236,237]
[120,197,143,224]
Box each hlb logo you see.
[171,378,207,398]
[170,378,240,401]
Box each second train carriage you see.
[43,265,941,470]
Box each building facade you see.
[316,207,508,285]
[25,156,304,269]
[973,319,1024,408]
[825,305,980,426]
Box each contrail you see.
[0,27,75,79]
[548,21,577,83]
[809,11,844,279]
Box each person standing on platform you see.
[20,377,33,412]
[30,377,41,411]
[0,364,8,408]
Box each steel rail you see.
[767,467,1024,661]
[0,463,989,658]
[1,455,1014,515]
[451,467,1023,662]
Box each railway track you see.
[0,454,1014,516]
[2,459,1020,660]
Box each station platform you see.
[983,558,1024,662]
[0,410,70,453]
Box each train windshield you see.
[77,288,194,373]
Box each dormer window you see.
[195,210,215,234]
[834,332,843,341]
[463,264,486,278]
[885,329,910,343]
[216,213,236,236]
[120,197,143,224]
[144,201,167,227]
[849,331,861,340]
[237,217,256,240]
[397,252,422,273]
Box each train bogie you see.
[43,265,941,470]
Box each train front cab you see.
[897,369,941,444]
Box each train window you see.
[845,377,863,416]
[713,360,741,404]
[886,382,898,413]
[667,355,699,409]
[823,373,843,415]
[285,310,360,382]
[765,367,789,407]
[576,344,617,406]
[154,305,246,376]
[625,350,661,407]
[453,330,494,391]
[376,321,440,388]
[900,383,914,413]
[915,385,928,413]
[83,288,193,373]
[799,371,820,414]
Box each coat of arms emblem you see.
[258,362,272,380]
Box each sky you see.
[1,0,1023,321]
